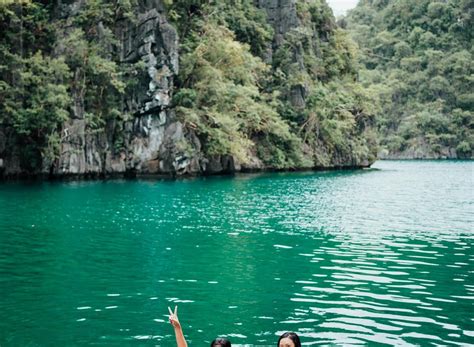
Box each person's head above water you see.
[278,332,301,347]
[210,337,231,347]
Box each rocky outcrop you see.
[1,0,194,177]
[0,0,375,179]
[255,0,300,47]
[378,141,469,160]
[256,0,374,168]
[0,0,258,178]
[256,0,307,109]
[52,0,207,178]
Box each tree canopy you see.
[347,0,473,158]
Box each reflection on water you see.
[0,160,473,346]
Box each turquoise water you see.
[0,160,473,346]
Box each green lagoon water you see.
[0,160,473,346]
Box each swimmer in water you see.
[168,306,232,347]
[210,337,231,347]
[278,332,301,347]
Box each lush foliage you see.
[174,22,303,167]
[268,0,378,165]
[347,0,474,158]
[0,1,70,167]
[0,0,139,169]
[167,0,310,168]
[168,0,378,167]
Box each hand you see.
[168,306,181,330]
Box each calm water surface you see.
[0,161,473,346]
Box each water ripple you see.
[0,161,472,346]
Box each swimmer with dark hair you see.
[210,337,231,347]
[278,332,301,347]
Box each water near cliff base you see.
[0,161,473,346]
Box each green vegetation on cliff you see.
[167,1,305,168]
[347,0,473,158]
[1,0,377,175]
[173,23,303,167]
[0,0,138,168]
[272,0,378,166]
[167,0,377,168]
[0,2,70,168]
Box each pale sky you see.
[326,0,359,16]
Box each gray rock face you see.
[47,0,202,177]
[255,0,300,47]
[378,140,466,160]
[122,6,178,113]
[0,0,205,178]
[256,0,308,109]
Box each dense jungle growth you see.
[0,0,379,177]
[0,0,471,177]
[166,0,378,168]
[347,0,473,158]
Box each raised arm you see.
[168,306,188,347]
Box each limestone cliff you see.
[0,0,376,179]
[1,0,203,177]
[50,0,202,177]
[256,0,375,168]
[256,0,306,107]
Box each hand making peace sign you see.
[168,305,181,330]
[168,305,188,347]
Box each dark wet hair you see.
[211,337,231,347]
[278,332,301,347]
